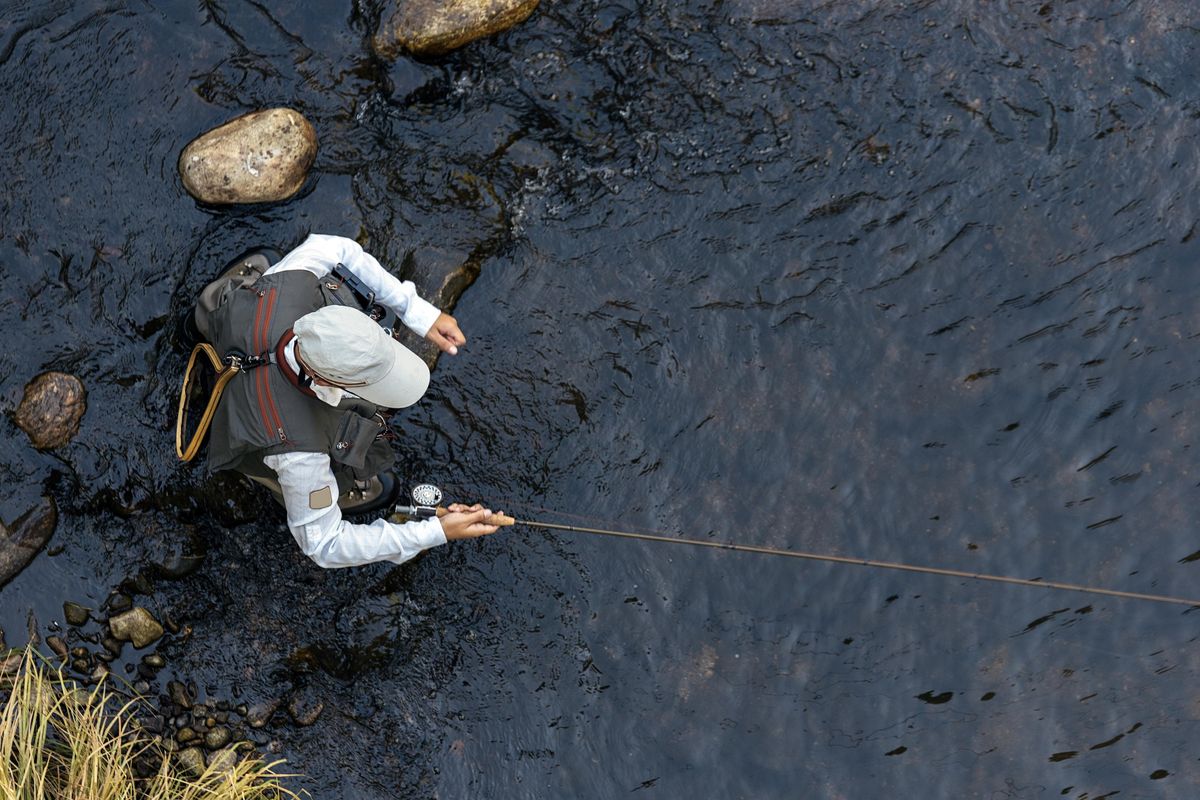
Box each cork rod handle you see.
[435,506,516,526]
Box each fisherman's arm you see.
[266,234,464,353]
[261,451,499,568]
[263,451,445,567]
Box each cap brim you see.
[352,338,430,409]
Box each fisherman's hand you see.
[441,503,502,540]
[426,312,466,355]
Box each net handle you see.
[175,343,240,462]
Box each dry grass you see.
[0,648,304,800]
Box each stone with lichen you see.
[14,372,85,450]
[373,0,539,58]
[178,108,317,205]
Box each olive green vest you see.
[204,269,396,491]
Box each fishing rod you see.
[393,485,1200,609]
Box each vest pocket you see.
[329,412,384,470]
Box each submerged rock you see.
[63,601,90,627]
[395,246,478,368]
[373,0,539,58]
[244,698,280,728]
[286,692,324,727]
[13,372,85,450]
[178,108,317,205]
[147,524,207,579]
[108,607,164,649]
[168,680,194,709]
[46,636,68,660]
[0,498,57,589]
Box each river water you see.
[2,0,1200,797]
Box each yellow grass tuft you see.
[0,648,304,800]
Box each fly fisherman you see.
[192,233,501,567]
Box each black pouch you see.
[330,412,395,480]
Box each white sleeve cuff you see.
[401,296,442,337]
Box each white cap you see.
[293,305,430,409]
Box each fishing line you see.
[511,518,1200,609]
[409,485,1200,609]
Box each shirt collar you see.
[284,337,344,408]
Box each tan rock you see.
[108,607,164,649]
[178,108,317,205]
[175,747,206,778]
[373,0,540,58]
[14,372,85,450]
[207,746,239,776]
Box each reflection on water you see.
[2,0,1200,797]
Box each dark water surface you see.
[3,0,1200,797]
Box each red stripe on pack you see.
[260,288,287,442]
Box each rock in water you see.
[63,602,90,627]
[108,607,164,649]
[178,109,317,205]
[13,372,85,450]
[373,0,539,58]
[0,498,57,589]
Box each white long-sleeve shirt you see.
[259,234,447,568]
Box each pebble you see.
[168,681,193,710]
[204,727,231,750]
[108,607,164,649]
[207,746,239,776]
[175,747,206,778]
[0,652,21,676]
[107,593,132,613]
[177,727,197,744]
[287,693,324,727]
[46,635,68,660]
[244,698,280,729]
[143,654,165,668]
[63,602,90,627]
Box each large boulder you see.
[13,372,85,450]
[373,0,539,58]
[178,109,317,205]
[0,498,57,589]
